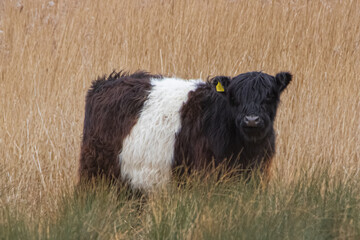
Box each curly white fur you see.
[119,77,202,190]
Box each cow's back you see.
[79,73,203,190]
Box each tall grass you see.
[1,0,359,239]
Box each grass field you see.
[1,0,359,239]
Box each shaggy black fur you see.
[174,71,292,177]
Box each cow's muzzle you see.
[243,115,261,128]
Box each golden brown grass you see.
[0,0,359,237]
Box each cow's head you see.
[212,71,292,142]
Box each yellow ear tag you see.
[216,82,225,92]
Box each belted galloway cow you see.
[79,71,292,190]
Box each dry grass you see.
[0,0,359,238]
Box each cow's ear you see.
[275,72,292,93]
[211,76,231,93]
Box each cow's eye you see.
[229,94,238,106]
[264,95,276,104]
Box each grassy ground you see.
[1,0,359,239]
[2,170,360,239]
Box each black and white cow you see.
[79,71,292,190]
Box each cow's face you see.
[213,72,292,142]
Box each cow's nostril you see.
[244,115,260,127]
